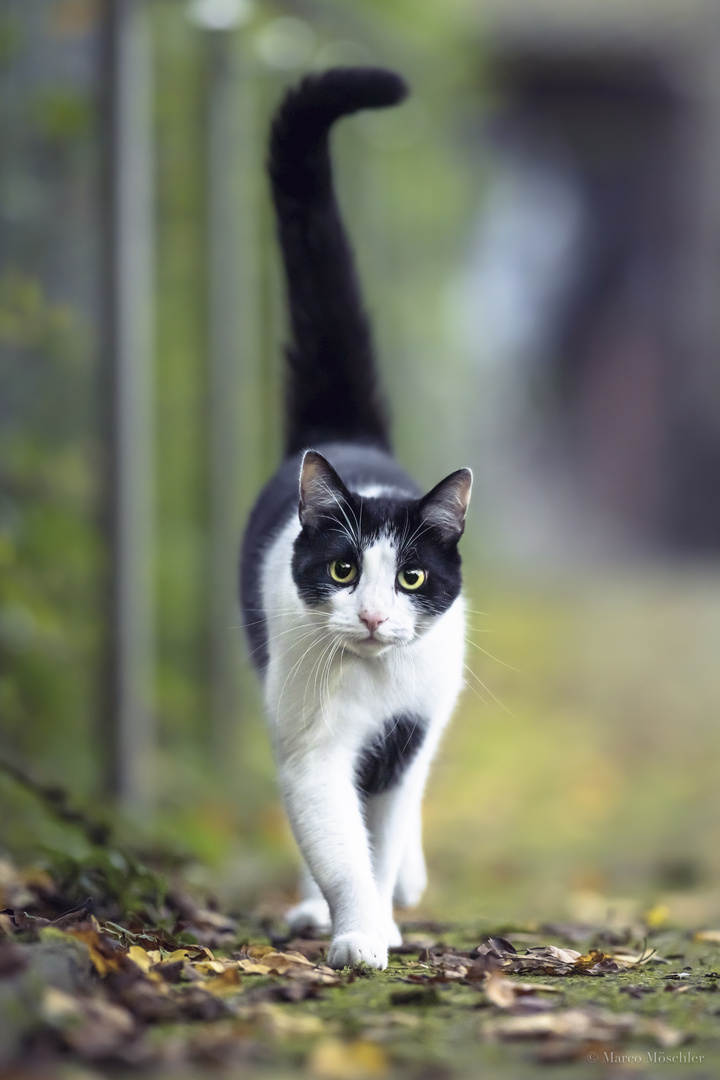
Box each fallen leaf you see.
[204,966,242,997]
[64,925,127,977]
[287,938,328,961]
[42,987,136,1057]
[309,1037,389,1079]
[484,971,518,1009]
[126,945,153,973]
[644,904,670,928]
[694,930,720,944]
[482,1005,685,1047]
[237,959,275,975]
[175,907,237,947]
[194,959,233,975]
[246,944,276,959]
[242,1001,326,1037]
[527,945,582,965]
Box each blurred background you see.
[3,0,720,928]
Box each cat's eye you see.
[397,568,426,591]
[329,559,358,585]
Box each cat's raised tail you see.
[268,67,408,458]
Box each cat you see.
[240,67,472,970]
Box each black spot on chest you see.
[355,713,426,797]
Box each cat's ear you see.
[419,468,473,542]
[298,450,354,530]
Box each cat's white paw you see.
[286,898,332,935]
[327,931,388,970]
[386,919,403,948]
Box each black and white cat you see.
[240,68,472,970]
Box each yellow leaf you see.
[166,948,191,962]
[204,966,242,996]
[194,959,231,975]
[247,944,276,959]
[238,959,274,975]
[644,904,670,928]
[67,927,123,977]
[127,945,153,973]
[310,1038,389,1079]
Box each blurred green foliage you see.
[0,273,101,786]
[0,0,482,859]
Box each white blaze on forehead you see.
[356,484,416,500]
[356,538,398,613]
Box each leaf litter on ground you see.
[3,851,720,1076]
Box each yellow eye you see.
[397,568,426,591]
[329,560,358,585]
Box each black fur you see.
[355,713,427,797]
[239,68,469,674]
[269,68,407,456]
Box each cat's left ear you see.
[299,450,354,530]
[419,468,473,542]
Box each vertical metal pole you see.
[207,30,241,774]
[106,0,155,810]
[198,12,260,779]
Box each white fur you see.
[259,508,465,970]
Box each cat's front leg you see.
[278,752,388,969]
[365,752,432,943]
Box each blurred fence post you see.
[189,0,259,780]
[103,0,156,810]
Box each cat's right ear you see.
[298,450,353,530]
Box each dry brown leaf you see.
[610,948,658,968]
[42,987,136,1057]
[241,1002,326,1037]
[286,964,341,986]
[571,950,621,975]
[484,971,563,1009]
[484,971,518,1008]
[309,1037,389,1079]
[261,950,314,973]
[287,938,328,961]
[482,1005,685,1048]
[528,945,582,965]
[694,930,720,944]
[177,908,238,947]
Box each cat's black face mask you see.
[290,452,470,655]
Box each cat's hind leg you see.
[286,863,331,936]
[393,810,427,909]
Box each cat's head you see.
[292,451,472,657]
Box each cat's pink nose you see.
[359,611,387,635]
